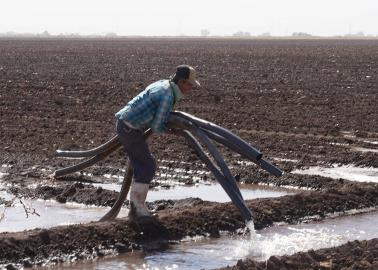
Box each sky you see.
[1,0,377,36]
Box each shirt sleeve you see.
[150,92,173,133]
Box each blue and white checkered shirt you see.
[115,80,181,133]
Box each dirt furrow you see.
[0,183,377,266]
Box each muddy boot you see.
[128,182,152,222]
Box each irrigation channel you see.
[32,210,378,270]
[1,166,378,269]
[292,164,378,183]
[0,181,295,233]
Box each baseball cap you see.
[174,65,201,88]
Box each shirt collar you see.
[169,81,183,103]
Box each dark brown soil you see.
[0,38,378,269]
[1,38,377,176]
[1,183,378,267]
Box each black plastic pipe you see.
[169,113,282,177]
[178,129,253,222]
[200,128,283,177]
[170,111,263,162]
[99,163,133,221]
[56,135,120,158]
[53,143,121,178]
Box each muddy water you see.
[292,164,378,183]
[0,197,129,233]
[39,210,378,270]
[92,183,296,202]
[0,182,294,233]
[352,146,378,153]
[1,176,129,233]
[0,172,7,180]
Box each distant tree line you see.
[0,30,375,38]
[198,29,374,38]
[0,30,119,38]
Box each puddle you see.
[0,196,128,233]
[272,157,298,163]
[292,164,378,183]
[0,172,295,233]
[362,140,378,145]
[329,143,378,153]
[92,183,296,203]
[352,146,378,153]
[0,172,8,180]
[41,210,378,270]
[0,182,294,233]
[341,132,378,145]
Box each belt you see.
[122,119,138,130]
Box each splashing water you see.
[229,220,261,260]
[43,211,378,270]
[246,220,258,241]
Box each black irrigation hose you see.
[169,118,251,220]
[171,111,263,162]
[56,135,121,158]
[191,127,243,198]
[176,129,241,198]
[99,164,133,221]
[178,129,253,222]
[201,128,283,177]
[256,159,283,178]
[53,143,122,178]
[170,112,282,177]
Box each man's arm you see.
[150,92,173,133]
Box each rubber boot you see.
[128,182,151,221]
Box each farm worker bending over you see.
[115,65,200,221]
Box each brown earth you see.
[0,38,378,269]
[1,38,377,176]
[1,183,378,267]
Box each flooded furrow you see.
[39,210,378,270]
[92,182,296,203]
[292,164,378,183]
[0,197,128,233]
[0,183,377,267]
[0,183,294,233]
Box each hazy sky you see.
[1,0,377,36]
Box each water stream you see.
[38,210,378,270]
[2,165,377,269]
[93,182,296,203]
[0,197,129,233]
[292,164,378,183]
[0,183,295,233]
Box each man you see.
[115,65,200,221]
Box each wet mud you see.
[1,38,378,268]
[1,183,377,266]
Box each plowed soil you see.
[0,38,377,269]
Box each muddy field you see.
[0,38,378,269]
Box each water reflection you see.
[292,164,378,183]
[92,183,296,203]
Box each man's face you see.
[178,79,193,94]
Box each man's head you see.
[171,65,200,94]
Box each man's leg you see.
[116,119,156,219]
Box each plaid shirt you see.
[116,80,179,133]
